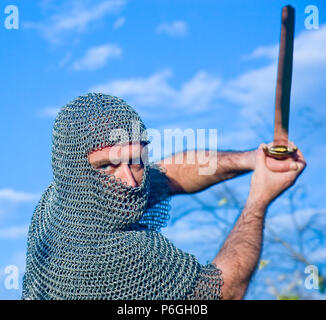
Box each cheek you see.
[132,168,145,184]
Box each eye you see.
[99,164,112,170]
[99,163,118,171]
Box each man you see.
[22,93,306,300]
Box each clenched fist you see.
[249,143,306,208]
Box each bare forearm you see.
[210,144,306,300]
[212,199,267,300]
[158,149,256,194]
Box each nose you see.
[117,164,137,187]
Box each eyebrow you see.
[91,159,113,168]
[91,155,144,168]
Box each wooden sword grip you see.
[273,5,295,146]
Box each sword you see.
[263,5,297,159]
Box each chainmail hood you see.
[51,93,152,231]
[22,93,208,299]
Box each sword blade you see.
[274,5,295,145]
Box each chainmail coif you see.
[22,93,223,300]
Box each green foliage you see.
[319,276,325,293]
[277,295,300,300]
[258,259,270,270]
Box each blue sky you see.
[0,0,326,299]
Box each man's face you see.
[88,142,147,187]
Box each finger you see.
[265,141,274,148]
[254,144,266,169]
[295,157,306,172]
[266,156,296,172]
[283,156,306,176]
[290,147,306,172]
[294,148,305,162]
[256,143,267,160]
[287,140,297,149]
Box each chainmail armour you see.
[22,93,223,300]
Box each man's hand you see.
[212,142,306,299]
[249,143,306,208]
[249,141,300,172]
[264,141,301,172]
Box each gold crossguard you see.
[263,144,297,159]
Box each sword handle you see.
[273,5,295,145]
[265,6,296,160]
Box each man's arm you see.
[157,150,256,195]
[212,144,306,299]
[212,198,266,300]
[157,142,298,195]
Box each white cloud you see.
[0,225,29,239]
[243,44,278,60]
[164,214,223,243]
[72,44,122,71]
[266,208,326,237]
[179,72,221,110]
[221,64,277,123]
[156,20,188,37]
[113,16,125,29]
[90,69,221,113]
[218,129,257,147]
[91,69,176,105]
[89,24,326,143]
[243,25,326,65]
[59,52,72,68]
[38,106,60,118]
[308,248,326,263]
[24,0,126,43]
[0,189,40,203]
[90,24,326,119]
[222,24,326,123]
[162,209,226,262]
[293,25,326,64]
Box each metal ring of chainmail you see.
[22,93,223,300]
